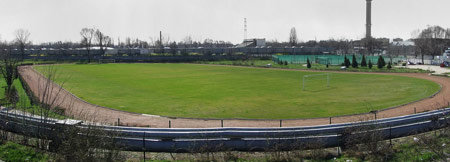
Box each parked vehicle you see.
[441,61,449,67]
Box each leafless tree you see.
[14,65,125,161]
[413,25,450,62]
[80,28,95,63]
[14,29,31,60]
[95,29,112,57]
[0,42,20,105]
[182,35,193,45]
[289,27,298,47]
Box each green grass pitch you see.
[35,63,440,119]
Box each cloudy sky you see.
[0,0,449,44]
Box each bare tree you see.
[95,29,111,57]
[0,42,20,105]
[289,27,298,47]
[413,25,450,63]
[14,29,31,60]
[80,28,95,63]
[183,35,193,46]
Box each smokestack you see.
[160,31,163,48]
[366,0,372,39]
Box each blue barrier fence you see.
[0,108,449,152]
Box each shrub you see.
[387,61,392,69]
[368,60,373,69]
[377,56,385,69]
[352,55,358,68]
[361,55,367,67]
[307,58,311,68]
[344,55,350,68]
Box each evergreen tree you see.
[307,58,311,68]
[377,56,385,69]
[284,61,288,65]
[368,60,373,69]
[344,55,350,68]
[343,55,347,67]
[351,54,358,68]
[361,55,367,67]
[387,61,392,69]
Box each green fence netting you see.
[272,55,406,65]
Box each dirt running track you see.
[18,65,450,128]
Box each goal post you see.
[302,73,330,91]
[98,59,116,64]
[317,57,331,65]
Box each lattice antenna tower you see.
[244,18,247,40]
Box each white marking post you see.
[302,73,330,91]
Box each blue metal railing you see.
[0,108,449,152]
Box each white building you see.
[236,38,266,48]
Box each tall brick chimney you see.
[366,0,372,39]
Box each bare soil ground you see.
[18,65,450,128]
[402,65,450,76]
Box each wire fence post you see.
[143,132,146,161]
[221,120,223,127]
[117,118,120,126]
[329,117,332,124]
[414,107,416,114]
[169,120,171,128]
[279,120,282,127]
[389,127,392,146]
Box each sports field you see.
[35,64,440,119]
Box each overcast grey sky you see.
[0,0,449,44]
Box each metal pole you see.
[118,118,120,126]
[143,132,146,160]
[329,117,332,124]
[221,120,223,127]
[337,147,341,156]
[280,120,282,127]
[414,107,416,114]
[374,112,377,120]
[389,127,392,146]
[169,120,171,128]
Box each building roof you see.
[392,41,415,46]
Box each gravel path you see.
[18,65,450,128]
[400,65,450,76]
